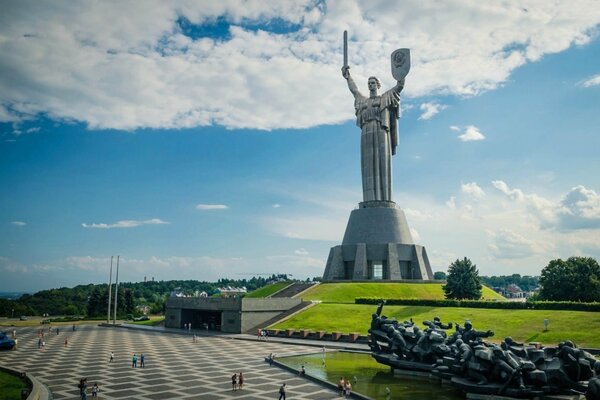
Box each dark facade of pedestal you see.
[322,201,433,281]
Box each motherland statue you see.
[341,31,410,202]
[322,31,433,282]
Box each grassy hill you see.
[244,281,292,298]
[270,303,600,348]
[298,282,505,303]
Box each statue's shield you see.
[391,48,411,80]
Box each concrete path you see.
[0,324,350,399]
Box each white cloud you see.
[11,221,26,226]
[81,218,169,229]
[294,248,309,255]
[272,204,281,208]
[404,208,433,220]
[492,181,600,231]
[461,182,486,199]
[196,204,229,210]
[581,74,600,87]
[556,185,600,229]
[418,102,447,120]
[445,196,456,209]
[410,227,421,242]
[487,229,547,259]
[456,125,486,141]
[1,2,600,130]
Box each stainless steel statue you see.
[341,31,410,202]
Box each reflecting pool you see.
[278,351,463,399]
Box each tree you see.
[123,289,135,315]
[433,271,447,280]
[443,257,482,300]
[539,257,600,302]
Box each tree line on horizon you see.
[441,256,600,303]
[0,274,289,318]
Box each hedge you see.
[354,297,600,312]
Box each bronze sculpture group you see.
[369,302,600,399]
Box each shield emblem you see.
[391,48,411,81]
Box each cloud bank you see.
[1,1,599,131]
[81,218,169,229]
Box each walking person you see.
[64,337,68,346]
[110,351,114,362]
[278,383,286,400]
[337,377,345,396]
[91,382,99,398]
[38,338,42,349]
[56,328,59,335]
[231,373,237,391]
[78,378,87,400]
[238,372,244,390]
[344,381,353,398]
[132,353,138,368]
[140,353,145,368]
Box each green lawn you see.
[0,370,27,400]
[270,303,600,348]
[244,281,292,298]
[129,316,164,326]
[299,282,504,303]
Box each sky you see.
[1,0,600,292]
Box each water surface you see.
[278,351,463,400]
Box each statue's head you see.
[433,316,441,322]
[372,313,378,319]
[564,340,574,348]
[464,320,472,329]
[504,336,513,343]
[368,76,381,92]
[455,339,463,347]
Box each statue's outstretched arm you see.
[342,66,361,98]
[393,78,405,94]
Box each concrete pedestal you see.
[322,201,433,281]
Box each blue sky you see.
[2,1,600,292]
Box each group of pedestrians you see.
[132,353,145,368]
[230,372,244,391]
[257,328,269,340]
[337,377,353,397]
[77,378,99,399]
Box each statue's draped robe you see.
[354,87,401,202]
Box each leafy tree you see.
[433,271,447,280]
[443,257,482,300]
[123,289,135,315]
[539,257,600,302]
[63,304,78,316]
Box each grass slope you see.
[270,303,600,348]
[0,370,27,400]
[244,281,292,298]
[300,282,504,303]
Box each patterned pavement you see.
[0,325,342,399]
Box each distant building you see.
[216,286,247,298]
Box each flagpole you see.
[107,256,113,324]
[113,255,119,324]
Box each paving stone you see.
[0,325,342,399]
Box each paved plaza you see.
[0,325,343,399]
